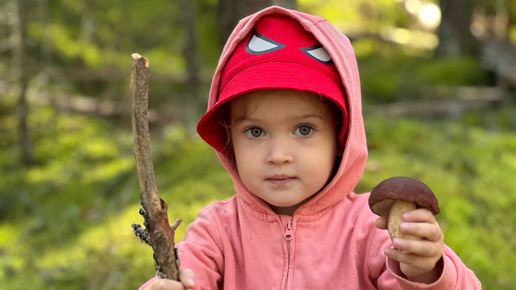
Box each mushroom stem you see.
[387,200,420,241]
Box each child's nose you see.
[266,138,293,165]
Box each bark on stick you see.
[130,53,181,280]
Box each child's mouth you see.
[267,175,296,185]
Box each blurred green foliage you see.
[0,96,234,288]
[357,49,490,103]
[359,106,516,288]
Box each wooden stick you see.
[130,53,181,280]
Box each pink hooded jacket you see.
[140,6,481,290]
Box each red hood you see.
[202,6,367,217]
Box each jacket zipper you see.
[283,219,293,290]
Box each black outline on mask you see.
[245,29,286,55]
[300,44,333,65]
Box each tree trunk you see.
[180,0,201,133]
[472,0,510,41]
[216,0,297,49]
[435,0,477,57]
[11,0,32,166]
[80,0,95,43]
[38,0,52,76]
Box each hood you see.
[199,6,367,217]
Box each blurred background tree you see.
[1,0,515,288]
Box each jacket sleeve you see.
[139,206,224,290]
[178,207,225,289]
[376,245,481,289]
[369,226,481,289]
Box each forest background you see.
[1,0,516,288]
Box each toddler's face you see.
[229,90,339,215]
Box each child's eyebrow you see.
[231,116,257,126]
[232,114,325,125]
[293,114,325,120]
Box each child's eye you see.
[294,125,313,136]
[245,127,265,138]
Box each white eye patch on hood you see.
[245,29,333,65]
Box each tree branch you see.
[130,53,181,280]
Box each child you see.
[141,6,480,290]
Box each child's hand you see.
[146,269,196,290]
[375,208,444,284]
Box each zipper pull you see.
[284,220,293,241]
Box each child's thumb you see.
[180,268,196,289]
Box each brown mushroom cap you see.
[368,176,439,216]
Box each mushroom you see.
[368,176,439,242]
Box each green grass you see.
[1,97,515,288]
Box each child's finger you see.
[399,222,443,242]
[145,269,195,290]
[375,217,388,229]
[179,268,196,289]
[384,247,427,268]
[384,247,440,278]
[385,246,438,269]
[401,208,436,223]
[392,238,442,258]
[147,278,185,290]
